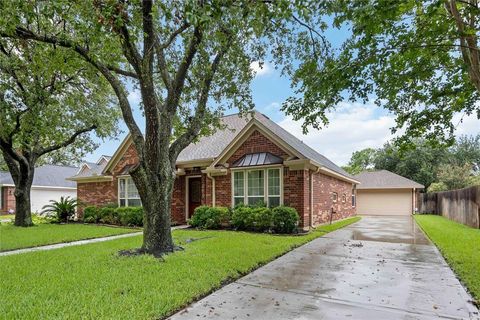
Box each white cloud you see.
[278,102,399,166]
[453,112,480,137]
[277,102,480,166]
[250,61,272,76]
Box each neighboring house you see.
[69,111,359,228]
[0,164,78,214]
[354,170,424,216]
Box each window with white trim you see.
[232,168,282,207]
[332,192,338,202]
[233,171,245,206]
[119,177,141,207]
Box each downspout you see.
[207,172,216,207]
[310,167,321,228]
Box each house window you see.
[248,170,265,205]
[233,171,245,206]
[332,192,338,202]
[268,168,281,207]
[119,177,141,207]
[352,193,356,207]
[232,167,282,207]
[342,193,346,203]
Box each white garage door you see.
[356,189,412,216]
[31,188,77,213]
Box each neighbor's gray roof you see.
[354,170,424,190]
[0,165,78,188]
[71,161,109,179]
[178,111,354,179]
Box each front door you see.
[188,177,202,218]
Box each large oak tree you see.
[0,1,327,255]
[284,0,480,145]
[0,37,119,227]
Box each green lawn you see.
[0,214,15,221]
[0,223,139,252]
[415,215,480,303]
[0,217,360,320]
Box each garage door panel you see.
[357,190,412,216]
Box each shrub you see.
[231,205,254,230]
[189,206,229,229]
[41,196,77,223]
[117,207,144,227]
[98,206,119,225]
[83,206,99,223]
[252,207,273,232]
[272,206,299,234]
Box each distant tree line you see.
[343,135,480,192]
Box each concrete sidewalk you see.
[0,225,187,256]
[169,216,479,320]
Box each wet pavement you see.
[169,216,479,320]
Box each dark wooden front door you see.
[188,177,202,218]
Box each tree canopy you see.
[343,134,480,191]
[0,34,120,226]
[284,0,480,145]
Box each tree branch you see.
[1,26,145,159]
[169,35,231,162]
[37,125,97,156]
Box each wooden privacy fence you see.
[417,185,480,228]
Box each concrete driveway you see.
[169,216,479,320]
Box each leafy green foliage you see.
[83,206,100,224]
[0,218,360,319]
[188,206,230,229]
[272,206,300,234]
[342,148,377,175]
[415,215,480,302]
[98,206,119,225]
[346,135,480,190]
[117,207,144,227]
[283,1,480,145]
[41,197,77,223]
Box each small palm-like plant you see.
[41,196,77,223]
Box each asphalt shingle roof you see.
[74,111,353,180]
[354,170,424,189]
[177,111,353,179]
[72,161,108,179]
[0,165,78,188]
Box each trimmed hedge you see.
[231,205,299,234]
[272,206,299,233]
[188,206,230,229]
[82,205,143,227]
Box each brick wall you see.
[77,181,116,215]
[311,171,356,225]
[0,186,15,214]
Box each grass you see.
[0,214,15,221]
[414,215,480,303]
[0,216,360,320]
[0,223,139,252]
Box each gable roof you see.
[354,170,424,190]
[0,164,78,188]
[74,111,355,182]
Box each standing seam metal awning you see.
[231,152,283,168]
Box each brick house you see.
[69,111,359,228]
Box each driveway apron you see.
[169,216,479,320]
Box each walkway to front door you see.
[169,216,478,320]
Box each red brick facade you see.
[0,186,15,214]
[76,129,357,227]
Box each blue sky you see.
[85,24,480,166]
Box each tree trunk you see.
[132,165,175,256]
[13,173,34,227]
